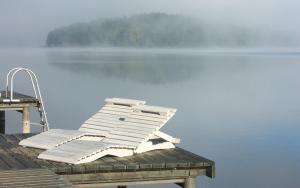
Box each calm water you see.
[1,48,300,188]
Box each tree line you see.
[46,13,281,47]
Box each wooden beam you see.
[65,169,205,188]
[0,103,38,109]
[0,111,5,134]
[64,169,204,183]
[74,178,185,188]
[22,107,30,133]
[184,177,196,188]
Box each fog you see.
[0,0,299,47]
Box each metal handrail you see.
[5,67,50,131]
[6,67,37,100]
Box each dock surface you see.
[0,91,40,105]
[0,133,214,187]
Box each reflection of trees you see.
[48,53,202,84]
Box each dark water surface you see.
[1,48,300,188]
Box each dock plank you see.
[0,168,73,187]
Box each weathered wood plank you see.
[64,169,192,184]
[0,168,73,187]
[75,178,185,188]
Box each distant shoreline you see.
[1,46,300,56]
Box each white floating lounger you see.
[19,98,146,149]
[38,104,178,164]
[20,98,180,164]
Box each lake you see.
[0,48,300,188]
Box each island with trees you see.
[46,13,292,47]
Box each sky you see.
[0,0,299,47]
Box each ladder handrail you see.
[5,67,50,131]
[6,67,38,99]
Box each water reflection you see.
[47,50,204,84]
[50,62,204,84]
[2,48,300,188]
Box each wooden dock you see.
[0,90,215,187]
[0,91,40,134]
[0,133,215,188]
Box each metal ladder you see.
[5,67,50,131]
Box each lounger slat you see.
[105,134,146,143]
[119,121,159,129]
[105,98,146,106]
[51,145,93,154]
[103,138,140,147]
[134,105,176,115]
[40,149,79,159]
[78,127,109,135]
[41,129,83,136]
[92,112,125,119]
[130,113,166,120]
[88,116,121,124]
[100,110,130,116]
[81,121,117,131]
[127,115,168,122]
[83,120,119,128]
[89,113,123,120]
[80,123,113,130]
[50,141,102,154]
[86,118,121,125]
[116,125,154,132]
[125,118,165,126]
[19,129,86,149]
[109,131,148,139]
[105,103,133,110]
[114,127,153,135]
[102,106,133,113]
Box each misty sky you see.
[0,0,299,47]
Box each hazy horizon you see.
[0,0,299,47]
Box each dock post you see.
[184,177,196,188]
[22,107,30,133]
[0,111,5,134]
[117,186,127,188]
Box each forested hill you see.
[45,13,289,47]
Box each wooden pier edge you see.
[65,169,204,188]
